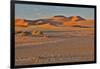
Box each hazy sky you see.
[15,4,94,20]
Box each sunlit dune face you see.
[76,20,94,27]
[15,19,28,27]
[71,16,79,21]
[63,21,77,26]
[63,19,94,27]
[78,20,94,23]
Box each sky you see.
[15,3,95,20]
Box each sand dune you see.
[15,15,94,28]
[77,20,94,27]
[63,20,94,27]
[15,19,28,27]
[68,16,85,21]
[37,23,57,29]
[50,15,68,23]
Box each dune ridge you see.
[15,15,94,28]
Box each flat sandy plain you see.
[15,22,95,66]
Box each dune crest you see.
[69,16,86,21]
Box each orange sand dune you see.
[38,23,57,29]
[50,16,67,22]
[76,20,94,27]
[63,21,77,26]
[15,16,94,28]
[63,20,94,27]
[49,15,68,24]
[71,16,78,21]
[15,19,28,27]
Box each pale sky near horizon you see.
[15,3,95,20]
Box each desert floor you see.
[15,26,94,66]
